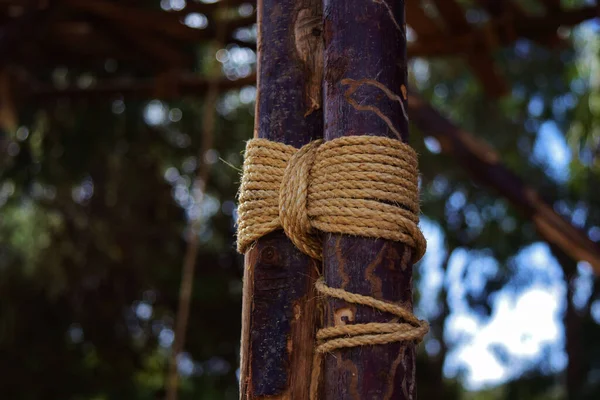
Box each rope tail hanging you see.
[236,135,429,399]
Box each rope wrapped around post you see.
[236,135,429,398]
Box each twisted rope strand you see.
[279,139,323,260]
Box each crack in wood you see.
[335,235,351,289]
[384,346,406,400]
[373,0,405,39]
[337,356,361,400]
[294,7,324,115]
[365,245,386,299]
[341,77,409,140]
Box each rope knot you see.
[279,139,323,260]
[237,136,427,262]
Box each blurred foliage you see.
[1,1,600,399]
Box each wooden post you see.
[239,0,323,398]
[320,0,418,398]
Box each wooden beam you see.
[239,0,323,398]
[409,5,599,56]
[12,3,597,82]
[320,0,418,398]
[87,17,192,69]
[27,75,256,101]
[178,0,253,15]
[409,93,600,274]
[63,0,256,46]
[22,36,148,73]
[515,6,600,36]
[63,0,207,41]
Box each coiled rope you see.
[236,135,429,398]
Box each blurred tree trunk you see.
[319,0,419,398]
[428,248,452,399]
[551,245,584,399]
[239,0,323,398]
[565,286,584,400]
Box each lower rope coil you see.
[236,135,429,398]
[309,278,429,399]
[314,278,429,351]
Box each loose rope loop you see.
[314,278,428,352]
[309,278,429,398]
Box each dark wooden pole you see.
[239,0,323,398]
[321,0,418,398]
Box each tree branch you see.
[409,93,600,274]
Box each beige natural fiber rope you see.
[236,135,429,399]
[308,278,429,398]
[314,278,429,352]
[237,135,427,261]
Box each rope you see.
[237,135,426,261]
[236,135,429,399]
[309,278,429,399]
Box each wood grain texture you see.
[239,0,323,398]
[320,0,418,398]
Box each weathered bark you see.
[28,75,256,101]
[320,1,418,398]
[239,0,323,398]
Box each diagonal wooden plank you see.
[409,92,600,275]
